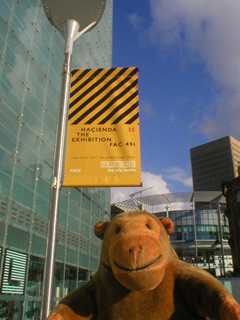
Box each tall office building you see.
[190,136,240,191]
[0,0,112,319]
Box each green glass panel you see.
[65,266,77,294]
[90,257,99,271]
[48,55,61,90]
[12,164,35,208]
[35,177,50,218]
[32,31,50,74]
[70,188,81,203]
[30,234,46,256]
[18,0,38,21]
[42,110,56,149]
[23,90,43,135]
[11,2,34,51]
[54,262,64,298]
[56,244,65,263]
[26,255,44,297]
[0,0,14,22]
[58,194,68,227]
[82,192,91,212]
[18,124,39,167]
[51,32,64,66]
[0,102,19,154]
[38,141,53,181]
[35,9,53,45]
[80,222,90,238]
[5,32,29,82]
[79,253,89,269]
[27,60,47,101]
[0,65,24,114]
[45,81,59,119]
[68,214,79,234]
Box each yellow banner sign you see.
[63,67,142,187]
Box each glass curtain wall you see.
[156,207,232,277]
[0,0,113,319]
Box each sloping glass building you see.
[0,0,112,318]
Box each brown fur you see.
[47,210,240,320]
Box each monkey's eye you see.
[115,226,121,234]
[146,224,152,230]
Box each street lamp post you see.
[40,1,106,319]
[217,203,226,277]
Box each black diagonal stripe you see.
[69,68,127,120]
[70,69,109,103]
[71,69,90,80]
[71,69,82,77]
[69,68,126,110]
[112,102,138,124]
[70,68,138,123]
[97,90,138,125]
[71,73,137,124]
[85,80,138,124]
[71,69,97,91]
[125,112,139,124]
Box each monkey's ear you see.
[159,217,174,235]
[94,221,110,240]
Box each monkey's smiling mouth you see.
[114,255,162,272]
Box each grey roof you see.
[113,191,225,211]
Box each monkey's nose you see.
[129,246,142,255]
[128,246,143,267]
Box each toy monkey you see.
[47,210,240,320]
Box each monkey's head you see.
[94,210,174,291]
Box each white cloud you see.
[166,166,193,188]
[127,12,142,31]
[111,171,169,204]
[140,99,155,119]
[145,0,240,141]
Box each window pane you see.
[5,32,29,82]
[0,65,25,114]
[12,163,35,208]
[34,177,50,217]
[54,262,64,299]
[28,60,47,101]
[42,110,56,149]
[0,0,14,22]
[65,266,77,295]
[0,103,19,154]
[26,255,44,297]
[23,90,43,135]
[17,124,39,167]
[11,2,34,51]
[45,81,59,119]
[38,141,53,181]
[32,31,50,74]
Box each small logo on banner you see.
[101,161,136,168]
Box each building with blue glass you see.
[0,0,112,318]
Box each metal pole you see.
[192,194,198,259]
[166,204,169,218]
[217,203,226,277]
[40,20,79,320]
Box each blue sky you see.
[110,0,240,203]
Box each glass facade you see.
[156,207,232,277]
[167,209,229,241]
[0,0,113,318]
